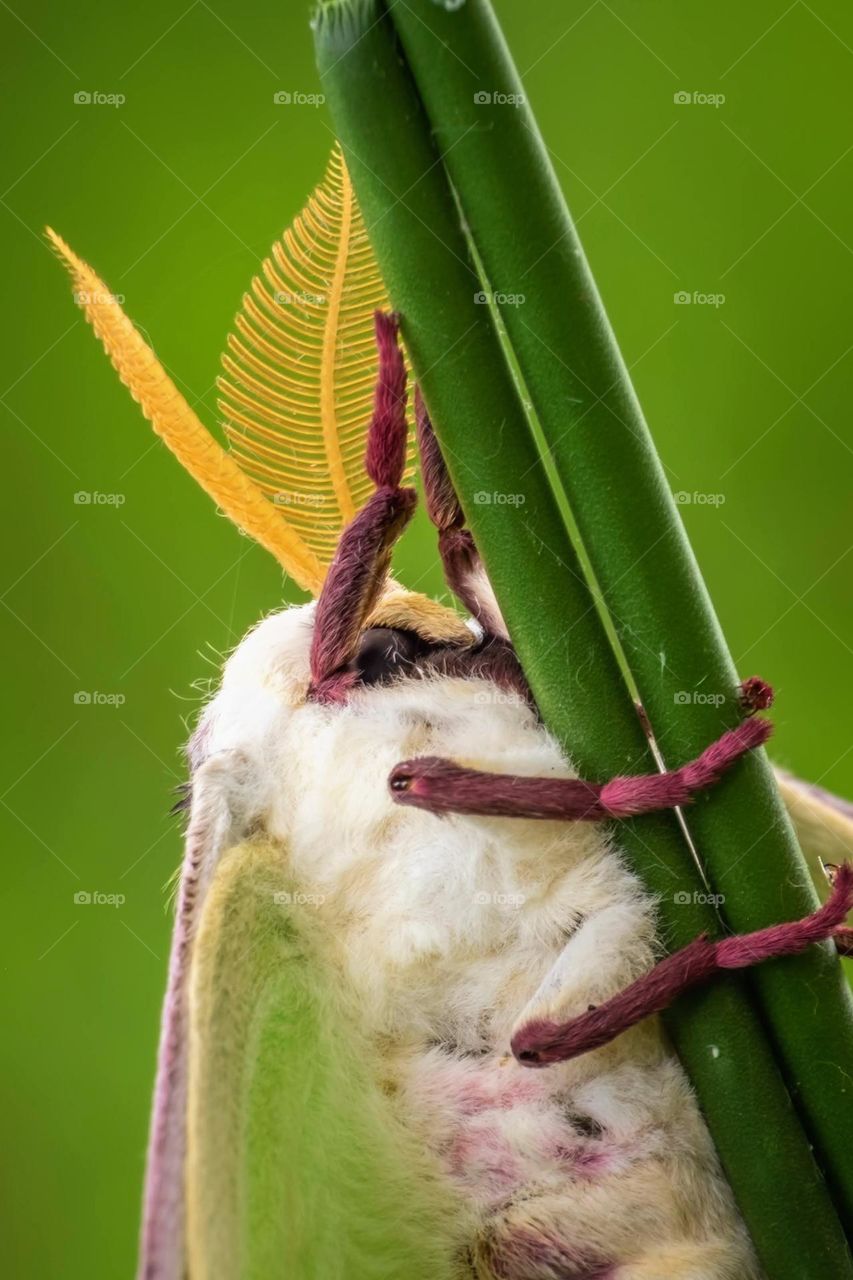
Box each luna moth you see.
[50,147,853,1280]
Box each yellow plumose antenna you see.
[47,145,411,595]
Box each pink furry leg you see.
[365,310,409,488]
[416,386,507,637]
[309,311,416,698]
[390,715,772,819]
[512,864,853,1066]
[598,717,772,817]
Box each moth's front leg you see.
[309,311,417,699]
[389,716,772,820]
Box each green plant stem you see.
[313,2,853,1274]
[383,0,853,1238]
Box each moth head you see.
[214,588,477,711]
[48,145,518,711]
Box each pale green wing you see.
[186,838,468,1280]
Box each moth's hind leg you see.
[469,1186,759,1280]
[309,311,417,697]
[617,1240,761,1280]
[472,1242,754,1280]
[415,387,508,638]
[470,1211,616,1280]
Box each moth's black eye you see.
[351,627,432,686]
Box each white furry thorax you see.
[193,602,651,1046]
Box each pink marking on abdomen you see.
[552,1141,613,1178]
[417,1056,546,1117]
[448,1128,522,1198]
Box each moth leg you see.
[509,900,656,1052]
[415,386,508,638]
[390,715,772,819]
[617,1240,761,1280]
[512,863,853,1067]
[472,1207,756,1280]
[309,311,417,697]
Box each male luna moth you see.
[51,147,853,1280]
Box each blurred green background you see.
[2,1,852,1274]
